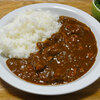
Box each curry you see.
[6,16,97,85]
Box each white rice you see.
[0,9,61,58]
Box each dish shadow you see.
[0,78,100,100]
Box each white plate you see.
[0,3,100,95]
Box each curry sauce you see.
[6,16,97,85]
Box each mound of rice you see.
[0,9,61,58]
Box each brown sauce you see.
[6,16,97,85]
